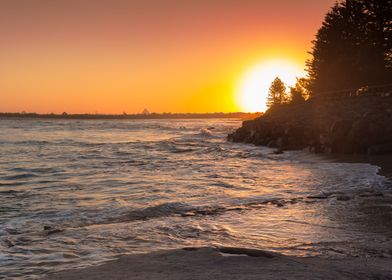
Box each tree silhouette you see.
[267,77,287,109]
[307,0,392,95]
[289,81,306,104]
[295,78,310,100]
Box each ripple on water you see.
[0,119,391,279]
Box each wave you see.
[121,198,291,223]
[107,187,392,224]
[0,140,50,146]
[3,173,38,181]
[157,141,198,154]
[198,128,214,137]
[0,182,26,187]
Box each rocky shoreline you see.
[228,96,392,155]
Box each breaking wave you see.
[0,118,390,279]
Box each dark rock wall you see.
[228,96,392,155]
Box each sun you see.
[236,59,306,112]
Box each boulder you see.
[228,96,392,155]
[368,143,392,155]
[329,120,353,153]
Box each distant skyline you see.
[0,0,335,113]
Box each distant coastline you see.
[0,112,261,120]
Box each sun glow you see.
[236,60,306,112]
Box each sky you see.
[0,0,336,114]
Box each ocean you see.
[0,118,391,279]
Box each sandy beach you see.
[42,247,392,280]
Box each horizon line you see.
[0,111,262,120]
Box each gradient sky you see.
[0,0,336,114]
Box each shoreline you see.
[22,139,391,279]
[318,153,392,179]
[39,150,392,280]
[42,247,392,280]
[361,155,392,179]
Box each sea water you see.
[0,118,391,279]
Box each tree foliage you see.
[295,78,311,100]
[307,0,392,96]
[267,77,288,108]
[289,80,306,104]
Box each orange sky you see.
[0,0,336,114]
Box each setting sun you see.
[236,60,306,112]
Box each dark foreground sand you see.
[43,247,392,280]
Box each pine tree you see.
[267,77,287,109]
[289,81,306,104]
[307,0,392,96]
[296,78,310,100]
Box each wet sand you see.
[319,153,392,179]
[42,247,392,280]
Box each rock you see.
[276,137,285,148]
[267,140,278,148]
[368,143,392,155]
[336,195,352,201]
[44,225,64,235]
[274,202,285,207]
[182,247,200,251]
[289,198,300,204]
[218,247,277,258]
[181,212,196,217]
[2,238,14,247]
[307,193,329,199]
[348,118,371,151]
[359,192,384,198]
[348,108,392,152]
[5,228,20,235]
[63,253,79,259]
[329,120,353,153]
[330,120,353,141]
[273,149,284,154]
[285,125,306,149]
[228,96,392,155]
[16,236,33,243]
[319,133,329,146]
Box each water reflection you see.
[0,119,390,278]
